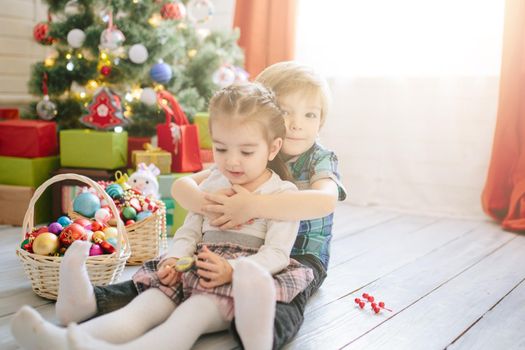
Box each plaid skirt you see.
[132,242,314,307]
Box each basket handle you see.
[22,173,130,256]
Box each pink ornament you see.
[74,218,92,229]
[89,243,104,256]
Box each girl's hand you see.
[203,185,255,230]
[195,246,233,288]
[157,258,181,286]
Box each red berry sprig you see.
[354,292,393,314]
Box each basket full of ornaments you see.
[16,174,130,300]
[69,163,167,265]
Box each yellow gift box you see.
[131,143,172,174]
[194,112,211,149]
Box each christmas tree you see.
[27,0,246,136]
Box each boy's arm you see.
[204,178,340,228]
[170,169,211,215]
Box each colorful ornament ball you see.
[73,192,101,218]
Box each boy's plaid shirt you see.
[287,143,347,270]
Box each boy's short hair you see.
[255,61,332,127]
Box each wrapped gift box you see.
[0,184,52,225]
[158,172,193,198]
[0,108,19,120]
[161,197,187,236]
[127,136,152,168]
[194,112,211,149]
[60,129,127,169]
[0,120,58,158]
[132,145,172,174]
[0,155,59,187]
[49,167,124,218]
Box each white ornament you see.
[94,208,111,224]
[100,28,125,51]
[140,87,157,105]
[128,44,149,64]
[187,0,214,24]
[212,65,236,88]
[64,0,83,15]
[67,28,86,48]
[36,95,58,120]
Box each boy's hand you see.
[201,188,236,222]
[203,185,256,230]
[195,246,233,288]
[157,258,181,286]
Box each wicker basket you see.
[70,197,167,266]
[16,173,131,300]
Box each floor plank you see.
[345,234,525,350]
[286,220,511,349]
[447,278,525,349]
[1,206,523,350]
[306,217,480,314]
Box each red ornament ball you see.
[161,2,186,20]
[33,22,53,45]
[90,221,105,232]
[59,223,87,248]
[100,65,112,76]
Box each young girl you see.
[10,82,313,350]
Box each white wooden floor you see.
[1,203,525,349]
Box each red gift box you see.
[127,136,152,168]
[0,108,19,120]
[0,120,58,158]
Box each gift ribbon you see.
[143,143,162,152]
[137,143,170,166]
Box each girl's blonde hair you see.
[208,82,291,181]
[255,61,331,127]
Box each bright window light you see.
[295,0,505,77]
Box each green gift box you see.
[0,155,59,187]
[194,112,211,149]
[161,197,188,236]
[60,129,127,169]
[158,173,193,198]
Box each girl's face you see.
[279,91,322,157]
[211,118,282,190]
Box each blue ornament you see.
[136,210,152,221]
[73,192,101,218]
[150,61,172,84]
[57,216,72,227]
[105,183,124,199]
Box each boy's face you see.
[279,91,322,157]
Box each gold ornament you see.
[32,233,59,256]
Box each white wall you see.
[320,77,497,218]
[0,0,48,106]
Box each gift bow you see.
[143,143,162,152]
[114,170,131,190]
